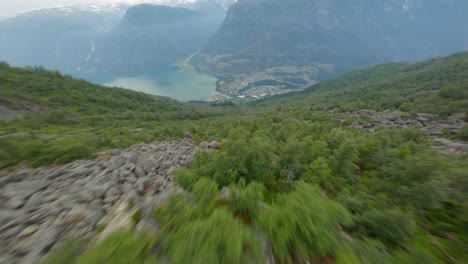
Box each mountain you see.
[193,0,468,97]
[0,0,235,77]
[0,6,125,74]
[80,3,227,75]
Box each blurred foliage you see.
[257,182,352,263]
[75,230,156,264]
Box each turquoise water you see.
[102,66,217,101]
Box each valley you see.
[0,1,467,263]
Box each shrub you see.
[457,125,468,141]
[355,209,416,247]
[258,182,352,263]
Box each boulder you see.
[18,225,40,237]
[208,141,219,149]
[386,111,401,121]
[199,141,209,149]
[69,166,91,178]
[109,149,121,156]
[135,177,152,194]
[139,156,161,174]
[16,226,59,261]
[415,113,438,123]
[107,156,126,171]
[4,180,50,209]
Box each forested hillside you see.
[257,51,468,116]
[0,62,230,168]
[1,55,467,263]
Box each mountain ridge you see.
[194,0,468,97]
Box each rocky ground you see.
[345,110,468,154]
[0,140,222,264]
[0,110,466,263]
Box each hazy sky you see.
[0,0,137,16]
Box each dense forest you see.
[0,53,467,263]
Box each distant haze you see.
[0,0,197,16]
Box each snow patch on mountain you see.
[55,0,235,13]
[5,0,236,18]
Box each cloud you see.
[0,0,124,16]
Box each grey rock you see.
[160,162,172,170]
[0,140,198,262]
[66,205,101,226]
[108,156,126,171]
[18,225,40,237]
[69,166,91,178]
[85,184,110,200]
[7,196,25,209]
[153,179,166,193]
[56,194,77,207]
[2,224,23,239]
[104,195,119,205]
[415,113,438,123]
[106,187,121,198]
[386,111,401,121]
[86,211,104,227]
[135,177,151,195]
[16,225,59,259]
[0,171,31,188]
[208,141,219,149]
[24,192,46,211]
[134,166,146,178]
[199,141,209,149]
[109,149,121,156]
[4,180,50,209]
[167,166,178,177]
[140,156,161,174]
[127,153,139,164]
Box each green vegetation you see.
[2,53,467,263]
[256,52,468,117]
[54,122,466,263]
[0,63,232,169]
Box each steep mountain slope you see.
[0,62,226,168]
[256,51,468,117]
[0,0,234,77]
[82,3,226,75]
[194,0,468,97]
[0,7,124,74]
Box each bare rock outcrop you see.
[345,110,467,154]
[0,140,197,264]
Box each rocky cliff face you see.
[193,0,468,96]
